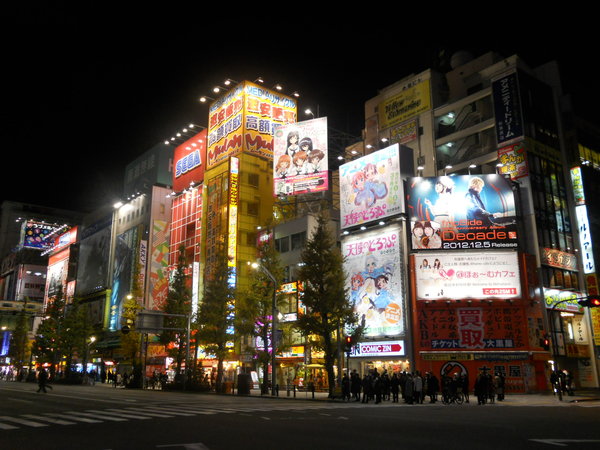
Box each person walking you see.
[413,371,423,404]
[37,368,52,393]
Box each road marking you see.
[529,439,600,446]
[0,422,19,430]
[21,414,76,425]
[6,397,33,404]
[120,408,176,418]
[0,416,48,427]
[46,412,103,423]
[68,411,127,422]
[126,407,195,417]
[88,409,151,420]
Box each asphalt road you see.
[1,381,599,450]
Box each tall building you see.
[359,50,599,391]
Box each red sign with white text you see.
[173,129,207,192]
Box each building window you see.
[247,201,259,216]
[291,231,306,250]
[276,237,289,253]
[248,173,259,187]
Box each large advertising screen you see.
[273,117,328,196]
[206,81,297,169]
[20,221,60,251]
[414,252,521,300]
[340,144,403,229]
[76,215,112,297]
[173,129,207,192]
[342,225,404,337]
[406,174,518,251]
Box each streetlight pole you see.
[251,262,278,396]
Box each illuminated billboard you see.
[206,81,297,169]
[406,174,518,251]
[20,221,60,251]
[339,144,403,229]
[378,79,431,130]
[273,117,328,196]
[414,252,521,300]
[342,225,404,337]
[172,129,207,192]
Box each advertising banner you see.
[273,117,328,196]
[378,80,431,129]
[206,81,297,169]
[20,221,60,251]
[417,305,528,351]
[342,225,404,337]
[414,252,521,300]
[340,144,403,229]
[76,216,112,297]
[492,71,524,146]
[406,174,518,251]
[497,141,528,180]
[150,220,170,311]
[109,227,138,331]
[173,129,207,192]
[575,205,595,274]
[543,288,585,313]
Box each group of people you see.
[340,369,442,405]
[474,370,506,404]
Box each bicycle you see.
[442,389,464,405]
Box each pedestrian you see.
[391,373,400,403]
[495,372,505,401]
[413,371,423,404]
[563,370,574,396]
[381,370,391,401]
[404,373,414,404]
[342,373,351,402]
[373,371,382,404]
[37,368,52,393]
[426,372,439,403]
[474,372,488,405]
[361,374,371,403]
[487,373,495,404]
[351,370,361,402]
[461,374,470,403]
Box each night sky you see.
[4,8,598,214]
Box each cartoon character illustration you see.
[292,150,308,175]
[275,154,292,178]
[298,136,313,154]
[424,177,455,228]
[285,131,300,157]
[363,163,388,200]
[307,149,325,173]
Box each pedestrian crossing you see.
[0,402,381,431]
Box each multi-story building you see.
[358,50,599,392]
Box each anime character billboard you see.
[273,117,328,196]
[342,225,404,337]
[406,174,518,251]
[339,144,402,229]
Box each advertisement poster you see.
[497,141,528,180]
[417,305,528,351]
[76,216,112,297]
[406,174,518,251]
[492,71,524,146]
[414,252,521,300]
[173,129,207,192]
[340,144,402,229]
[378,79,431,129]
[20,221,59,251]
[109,227,138,331]
[342,225,404,337]
[273,117,328,196]
[150,220,170,310]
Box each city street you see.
[1,381,599,449]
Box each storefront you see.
[348,339,410,376]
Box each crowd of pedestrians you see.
[339,368,506,405]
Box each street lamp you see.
[250,261,278,396]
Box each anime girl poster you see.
[339,144,402,229]
[272,117,328,196]
[342,225,404,337]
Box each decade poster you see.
[272,117,328,196]
[406,174,518,251]
[342,225,404,337]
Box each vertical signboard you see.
[273,117,329,196]
[492,71,524,146]
[342,225,404,337]
[339,144,403,229]
[227,157,240,286]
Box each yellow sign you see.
[206,81,297,169]
[378,80,431,129]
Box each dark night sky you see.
[4,8,598,214]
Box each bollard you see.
[293,384,296,398]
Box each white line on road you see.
[529,439,600,446]
[0,416,48,427]
[45,412,103,423]
[21,414,76,425]
[0,422,19,430]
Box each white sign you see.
[415,251,521,300]
[350,340,405,357]
[576,205,595,274]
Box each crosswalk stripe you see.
[133,407,194,416]
[0,416,48,427]
[119,408,175,418]
[87,409,151,420]
[0,422,19,430]
[46,412,103,423]
[21,414,76,425]
[68,411,127,422]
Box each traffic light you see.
[540,335,550,351]
[344,335,353,353]
[578,295,600,308]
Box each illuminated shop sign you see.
[172,129,207,192]
[406,174,518,251]
[378,79,431,129]
[543,288,585,313]
[492,71,524,146]
[576,205,595,274]
[227,157,240,286]
[339,144,403,229]
[350,340,405,357]
[414,252,521,300]
[20,221,60,251]
[541,247,578,271]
